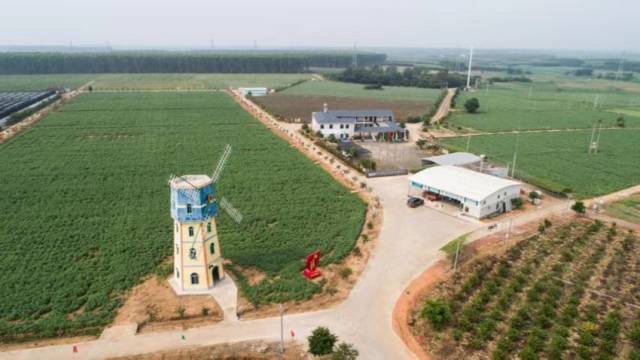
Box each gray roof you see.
[421,152,482,166]
[313,109,394,124]
[355,121,405,133]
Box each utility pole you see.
[465,46,474,91]
[453,238,462,273]
[279,304,284,353]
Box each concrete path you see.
[210,276,239,322]
[0,176,477,360]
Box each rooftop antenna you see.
[615,52,625,82]
[465,46,474,91]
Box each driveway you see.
[1,176,477,360]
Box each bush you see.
[145,304,159,322]
[332,342,359,360]
[363,83,383,90]
[420,298,452,330]
[308,326,338,356]
[339,267,353,279]
[511,197,523,209]
[201,306,210,316]
[464,98,480,113]
[572,201,586,214]
[406,115,422,123]
[175,304,186,319]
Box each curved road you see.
[2,176,477,360]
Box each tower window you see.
[190,273,199,285]
[175,245,179,255]
[207,222,212,233]
[186,204,192,214]
[189,248,197,259]
[188,227,194,236]
[176,268,179,278]
[175,223,178,232]
[210,243,215,254]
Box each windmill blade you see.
[211,144,232,183]
[220,196,243,224]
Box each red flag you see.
[290,330,295,338]
[72,345,78,353]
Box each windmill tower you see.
[169,145,240,293]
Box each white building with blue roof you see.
[311,104,407,141]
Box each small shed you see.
[238,87,269,97]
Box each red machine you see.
[303,251,322,279]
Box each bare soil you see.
[113,274,223,333]
[108,340,309,360]
[253,94,431,123]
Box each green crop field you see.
[606,194,640,224]
[0,74,94,91]
[0,74,311,91]
[282,79,443,102]
[0,92,365,341]
[447,82,640,133]
[417,219,640,359]
[441,129,640,198]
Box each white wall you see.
[311,118,354,139]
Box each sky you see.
[0,0,637,51]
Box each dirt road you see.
[430,88,456,125]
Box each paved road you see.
[1,176,477,360]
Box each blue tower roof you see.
[170,175,217,222]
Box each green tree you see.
[464,97,480,113]
[332,342,359,360]
[308,326,338,356]
[571,201,586,215]
[420,298,452,330]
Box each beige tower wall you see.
[173,219,224,292]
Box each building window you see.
[175,245,179,255]
[340,124,344,129]
[210,243,215,254]
[190,273,199,285]
[207,222,212,233]
[176,268,179,278]
[188,226,194,236]
[345,124,349,129]
[329,124,333,129]
[186,203,192,214]
[320,124,324,129]
[189,248,197,259]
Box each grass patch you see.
[441,129,640,198]
[606,194,640,224]
[282,79,443,102]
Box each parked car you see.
[407,196,424,208]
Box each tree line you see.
[330,66,475,89]
[0,52,386,74]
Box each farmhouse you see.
[311,104,407,141]
[238,87,269,97]
[409,165,522,219]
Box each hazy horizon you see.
[1,0,638,52]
